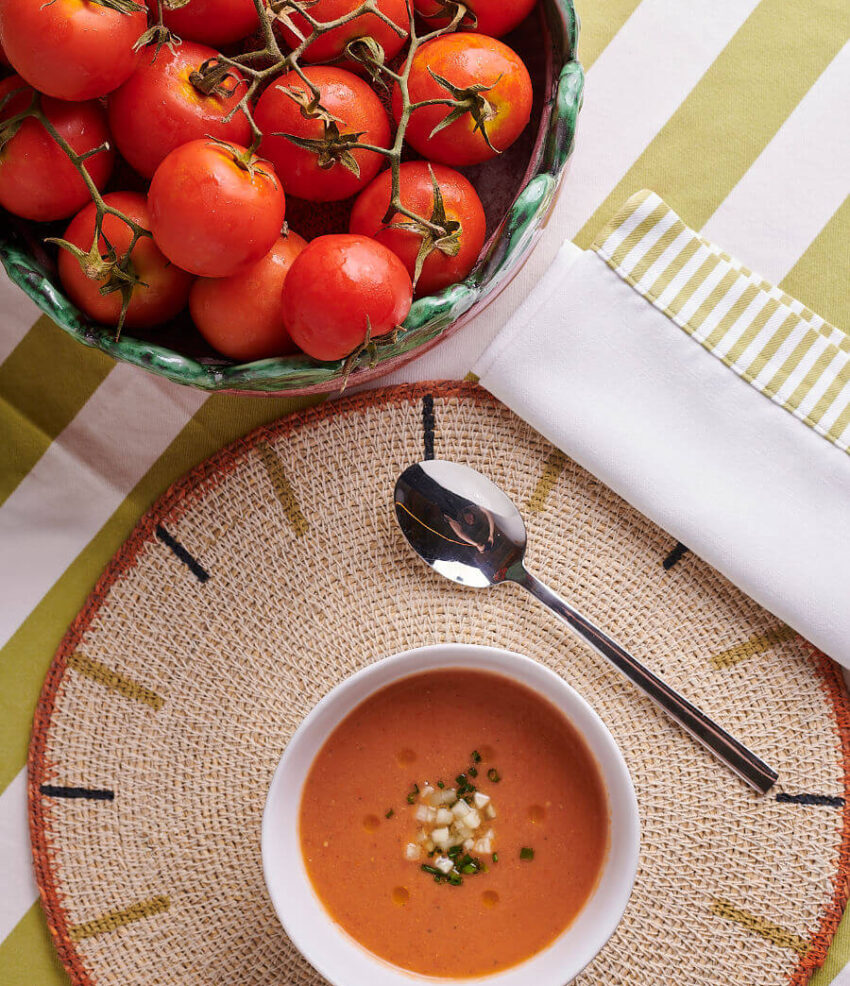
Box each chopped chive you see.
[437,780,445,789]
[406,783,420,804]
[455,774,466,786]
[471,750,481,763]
[434,874,442,883]
[421,864,440,875]
[448,872,463,886]
[487,768,501,783]
[447,845,462,858]
[468,766,478,778]
[461,864,477,874]
[520,847,535,861]
[492,853,499,863]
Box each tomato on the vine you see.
[283,234,412,361]
[148,139,286,278]
[108,41,251,179]
[277,0,409,66]
[255,66,390,203]
[58,191,193,329]
[393,33,532,166]
[0,76,114,222]
[190,230,308,361]
[413,0,538,39]
[0,0,147,101]
[349,161,486,296]
[162,0,260,46]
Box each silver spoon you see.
[394,459,778,794]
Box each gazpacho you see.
[299,668,609,978]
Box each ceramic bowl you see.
[262,643,640,986]
[0,2,582,396]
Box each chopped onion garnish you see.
[405,843,422,861]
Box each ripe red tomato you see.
[58,191,194,329]
[0,0,147,101]
[393,33,532,166]
[277,0,409,65]
[283,234,412,361]
[162,0,260,46]
[108,41,251,179]
[0,76,114,222]
[148,139,286,278]
[413,0,538,38]
[349,162,486,296]
[255,66,390,203]
[190,230,308,361]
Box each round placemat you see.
[29,382,850,986]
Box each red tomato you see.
[0,76,114,222]
[277,0,409,65]
[0,0,147,101]
[148,139,286,278]
[255,66,390,203]
[162,0,259,46]
[108,41,251,178]
[190,230,308,360]
[349,162,486,296]
[393,33,532,166]
[283,234,412,361]
[413,0,537,38]
[57,191,193,329]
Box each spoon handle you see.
[515,569,778,794]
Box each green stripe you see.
[573,0,850,249]
[607,199,672,268]
[741,311,799,380]
[577,0,644,69]
[0,391,320,794]
[0,317,114,506]
[0,903,69,986]
[781,196,850,335]
[763,327,820,398]
[702,283,761,350]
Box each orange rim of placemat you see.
[26,380,850,986]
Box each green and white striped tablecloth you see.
[1,1,848,983]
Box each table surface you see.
[1,1,848,984]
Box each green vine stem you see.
[15,0,491,338]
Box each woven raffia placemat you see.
[28,382,850,986]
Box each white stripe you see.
[748,315,806,390]
[796,350,848,420]
[554,0,762,240]
[674,260,730,327]
[617,208,679,276]
[772,333,830,404]
[703,43,850,283]
[711,293,775,361]
[653,243,713,312]
[691,277,751,345]
[819,391,849,434]
[0,769,37,942]
[598,192,660,259]
[635,228,692,295]
[379,0,762,384]
[0,269,43,366]
[734,303,792,375]
[0,365,206,650]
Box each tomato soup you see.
[299,669,609,978]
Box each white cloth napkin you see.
[474,192,850,666]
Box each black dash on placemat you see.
[663,542,689,570]
[40,785,115,802]
[775,793,845,807]
[422,394,436,461]
[155,525,210,583]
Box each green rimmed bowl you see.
[0,2,582,396]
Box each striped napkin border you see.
[592,190,850,454]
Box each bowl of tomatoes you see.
[0,0,582,396]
